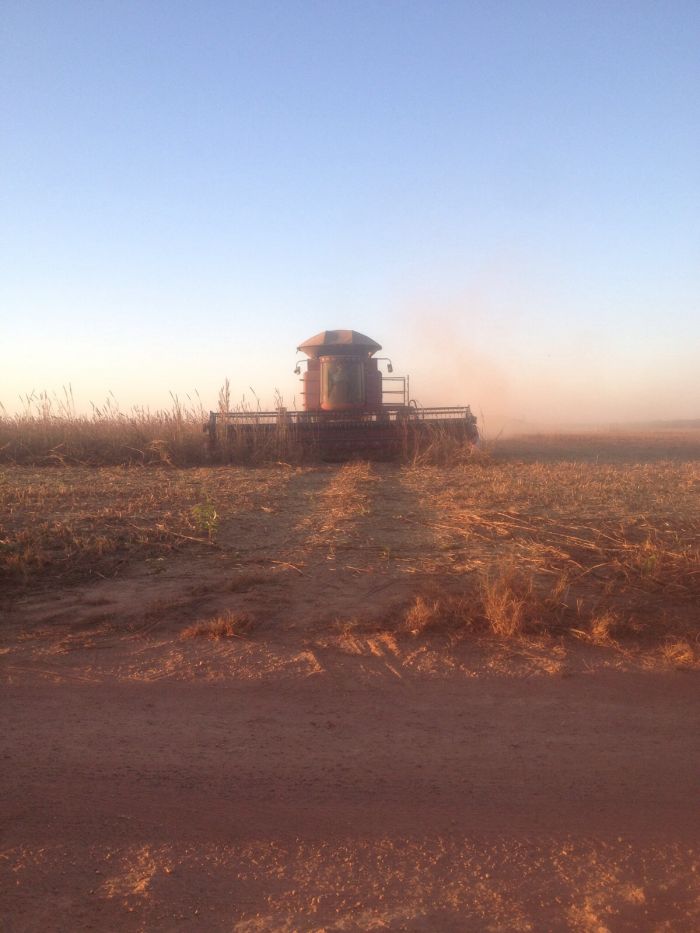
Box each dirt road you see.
[3,664,699,931]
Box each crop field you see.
[2,429,700,930]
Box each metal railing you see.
[381,375,409,406]
[206,404,476,437]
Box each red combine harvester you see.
[206,329,478,459]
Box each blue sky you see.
[2,0,698,424]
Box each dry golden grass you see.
[0,390,213,465]
[0,388,321,466]
[181,610,255,640]
[660,639,697,669]
[2,430,698,664]
[386,434,699,659]
[480,561,546,637]
[399,563,569,639]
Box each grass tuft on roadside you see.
[401,563,569,639]
[181,610,255,640]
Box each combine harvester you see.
[206,329,478,460]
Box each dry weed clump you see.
[181,610,255,640]
[613,533,700,592]
[587,610,622,645]
[401,563,569,640]
[660,639,698,669]
[398,544,699,656]
[480,563,539,637]
[402,595,454,635]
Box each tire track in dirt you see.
[259,462,471,681]
[273,463,444,623]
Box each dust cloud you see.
[391,309,514,435]
[389,298,699,433]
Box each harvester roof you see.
[297,329,382,359]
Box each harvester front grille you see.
[204,406,478,460]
